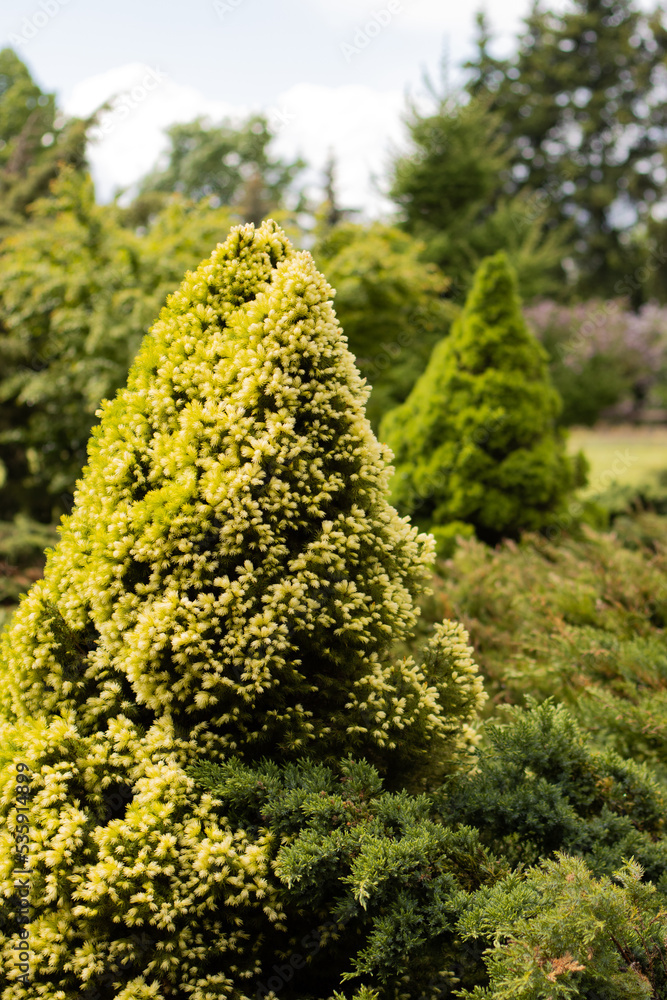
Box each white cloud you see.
[267,82,405,217]
[64,64,241,199]
[63,66,407,217]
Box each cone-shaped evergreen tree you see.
[0,221,485,998]
[381,252,584,549]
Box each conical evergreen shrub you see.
[381,252,585,550]
[0,221,486,999]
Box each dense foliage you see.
[0,169,236,521]
[389,94,569,301]
[313,222,456,428]
[466,0,667,300]
[186,701,667,1000]
[440,700,667,880]
[424,510,667,780]
[381,252,583,550]
[0,47,88,236]
[0,221,487,998]
[458,854,667,1000]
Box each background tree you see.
[135,113,306,224]
[389,93,570,301]
[313,151,360,231]
[0,168,236,522]
[313,221,456,428]
[381,252,585,552]
[0,48,89,235]
[465,0,667,301]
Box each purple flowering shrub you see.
[525,299,667,425]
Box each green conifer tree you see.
[0,221,485,998]
[381,252,585,551]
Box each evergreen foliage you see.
[313,222,456,428]
[381,252,584,549]
[0,220,487,997]
[439,701,667,881]
[458,855,667,1000]
[465,0,667,300]
[0,169,236,521]
[427,512,667,780]
[188,755,504,999]
[388,94,570,301]
[0,48,88,236]
[184,711,667,999]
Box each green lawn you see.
[568,424,667,495]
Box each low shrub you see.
[457,855,667,1000]
[439,701,667,881]
[422,514,667,777]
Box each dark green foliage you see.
[313,222,456,428]
[465,0,667,301]
[187,738,667,999]
[189,756,505,999]
[389,94,570,301]
[439,701,667,882]
[381,252,584,548]
[0,516,56,629]
[0,48,88,235]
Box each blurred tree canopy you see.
[0,168,236,521]
[465,0,667,301]
[134,113,306,225]
[313,221,456,428]
[0,47,89,235]
[389,93,571,301]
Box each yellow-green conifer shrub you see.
[0,221,485,998]
[381,252,586,552]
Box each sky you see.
[1,0,568,217]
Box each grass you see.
[568,424,667,496]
